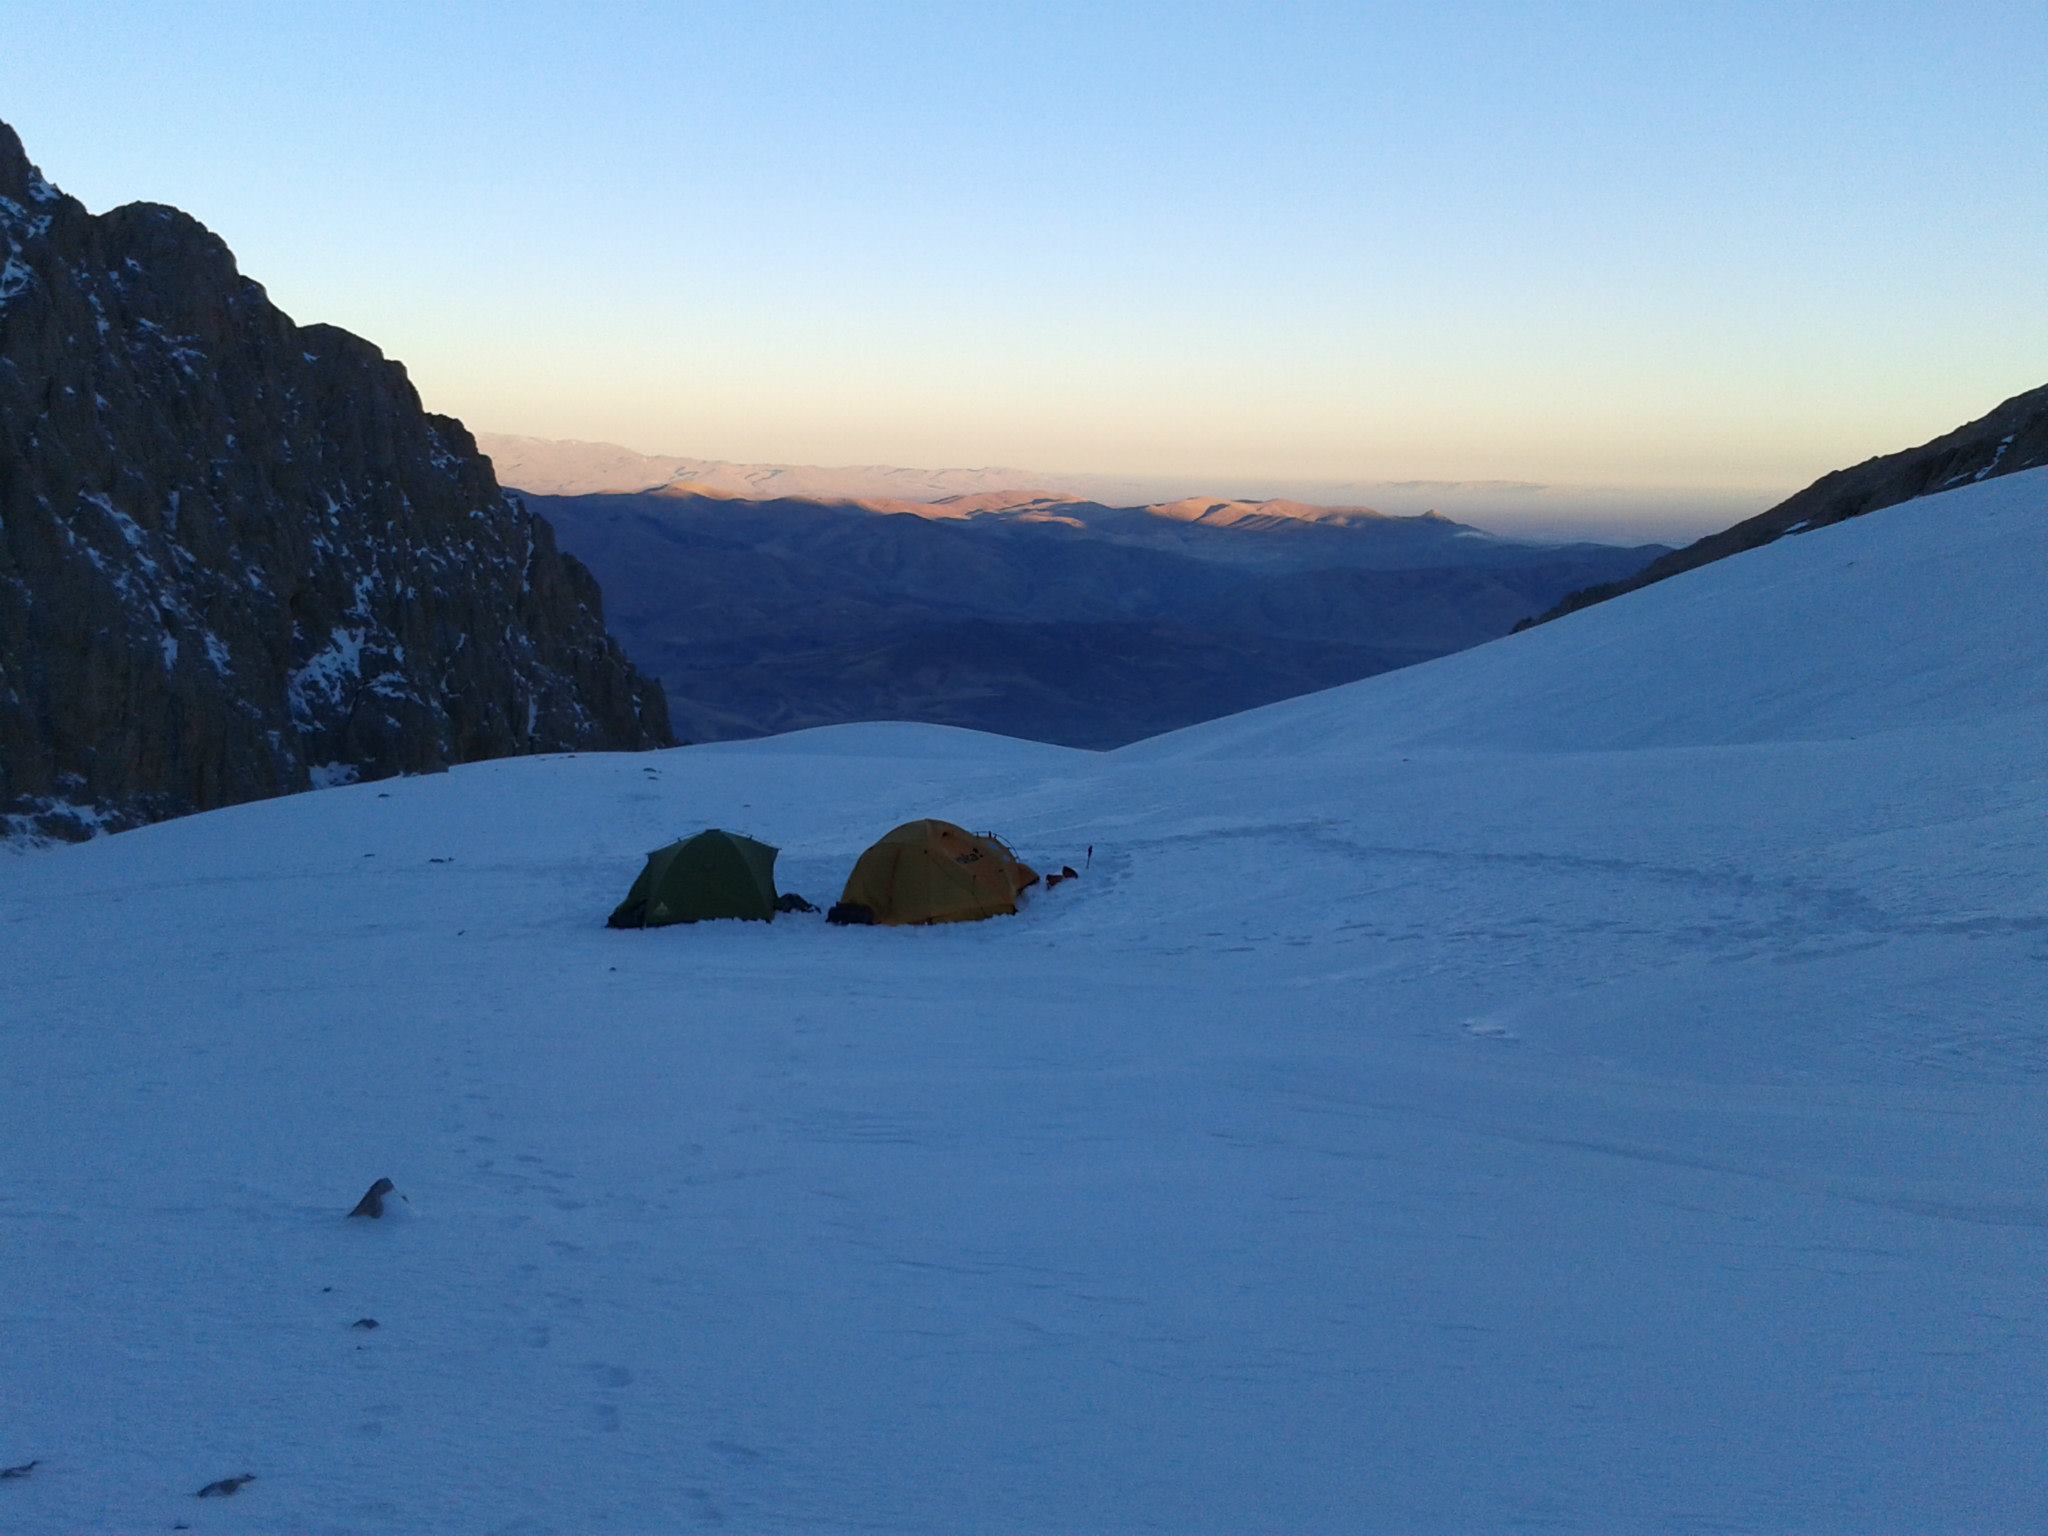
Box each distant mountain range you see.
[519,482,1668,748]
[476,432,1063,505]
[474,431,1758,543]
[1535,382,2048,625]
[0,122,667,839]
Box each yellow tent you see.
[839,819,1039,925]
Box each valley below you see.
[524,485,1663,747]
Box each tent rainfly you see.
[608,830,780,927]
[838,819,1038,925]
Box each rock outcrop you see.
[0,121,669,838]
[1531,383,2048,626]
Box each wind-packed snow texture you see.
[4,470,2046,1532]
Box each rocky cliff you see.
[0,122,669,839]
[1532,383,2048,626]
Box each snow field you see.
[3,468,2046,1531]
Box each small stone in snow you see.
[195,1473,254,1497]
[351,1317,379,1330]
[348,1177,403,1218]
[1,1459,39,1479]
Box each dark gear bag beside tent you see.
[608,829,780,927]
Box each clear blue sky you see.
[5,1,2045,523]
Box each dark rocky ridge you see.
[0,121,668,838]
[1532,383,2048,626]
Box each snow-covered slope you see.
[4,469,2045,1532]
[1133,454,2048,756]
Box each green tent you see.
[607,829,780,928]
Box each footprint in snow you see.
[1462,1018,1519,1041]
